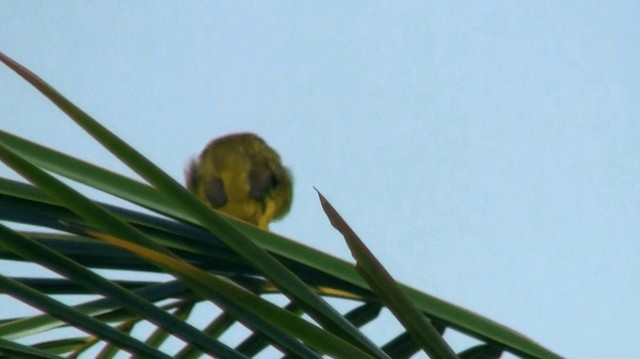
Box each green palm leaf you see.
[0,51,561,359]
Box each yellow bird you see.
[186,133,293,229]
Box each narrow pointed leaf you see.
[316,189,457,359]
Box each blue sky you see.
[1,2,638,358]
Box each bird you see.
[185,132,293,229]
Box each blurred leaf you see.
[0,271,169,359]
[458,344,504,359]
[0,337,61,359]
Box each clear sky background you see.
[1,2,638,358]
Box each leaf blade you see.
[316,189,458,359]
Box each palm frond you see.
[0,51,561,359]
